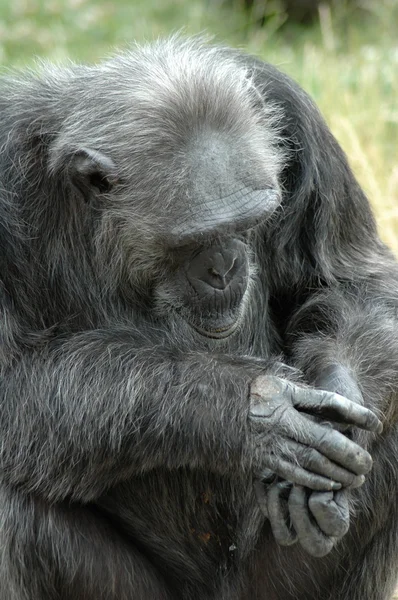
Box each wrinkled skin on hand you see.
[253,369,378,557]
[254,480,351,557]
[249,375,382,490]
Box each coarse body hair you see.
[0,36,397,600]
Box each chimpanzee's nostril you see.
[186,240,248,292]
[207,267,227,290]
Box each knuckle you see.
[251,376,284,398]
[298,446,317,467]
[330,393,343,410]
[315,428,334,448]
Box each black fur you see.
[0,37,397,599]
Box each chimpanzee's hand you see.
[249,376,382,491]
[254,480,351,557]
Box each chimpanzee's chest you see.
[96,469,260,590]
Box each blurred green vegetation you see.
[0,0,397,250]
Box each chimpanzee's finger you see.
[291,385,382,434]
[267,481,297,546]
[289,486,334,557]
[309,490,350,538]
[262,457,341,491]
[295,415,373,475]
[288,441,364,488]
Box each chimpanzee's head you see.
[49,38,284,339]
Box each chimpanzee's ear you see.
[69,147,119,196]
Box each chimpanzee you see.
[0,37,396,600]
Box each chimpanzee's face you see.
[154,235,254,339]
[64,124,281,339]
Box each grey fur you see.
[0,36,397,599]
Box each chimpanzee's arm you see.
[288,288,398,431]
[0,324,380,504]
[259,287,398,557]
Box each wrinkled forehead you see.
[93,43,285,246]
[118,127,282,249]
[164,129,281,246]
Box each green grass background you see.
[0,0,397,256]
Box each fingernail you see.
[332,482,342,490]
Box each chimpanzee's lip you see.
[192,320,239,339]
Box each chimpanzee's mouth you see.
[191,320,239,339]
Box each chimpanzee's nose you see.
[187,240,248,291]
[201,251,237,290]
